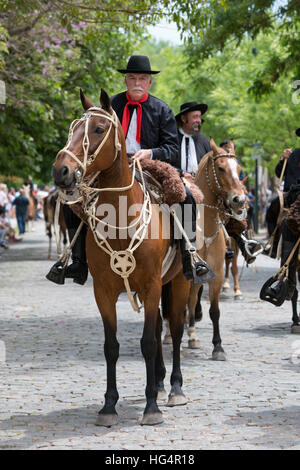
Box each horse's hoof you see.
[212,350,227,361]
[141,412,163,426]
[291,324,300,334]
[234,295,243,300]
[163,335,172,345]
[95,413,118,427]
[188,339,201,349]
[167,393,188,407]
[157,389,168,401]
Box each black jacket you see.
[173,131,211,170]
[111,92,179,164]
[275,148,300,192]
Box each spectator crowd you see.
[0,180,48,250]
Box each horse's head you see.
[208,138,246,213]
[52,89,121,190]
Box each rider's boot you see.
[180,239,215,284]
[64,226,88,285]
[231,231,262,265]
[46,225,88,285]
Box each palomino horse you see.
[185,142,247,358]
[43,189,68,259]
[51,89,191,426]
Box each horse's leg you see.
[47,223,52,259]
[209,274,226,361]
[188,283,201,349]
[141,283,164,425]
[94,287,119,427]
[291,288,300,333]
[223,259,231,291]
[62,228,68,254]
[155,310,167,401]
[232,252,243,299]
[195,285,203,322]
[163,320,172,344]
[166,273,190,407]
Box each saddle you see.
[135,159,203,206]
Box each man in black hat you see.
[173,102,210,174]
[111,55,178,163]
[111,55,211,283]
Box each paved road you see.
[1,220,300,450]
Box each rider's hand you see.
[282,148,292,160]
[130,149,152,162]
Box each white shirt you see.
[125,109,141,155]
[179,127,198,174]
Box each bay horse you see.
[185,142,247,358]
[51,89,191,426]
[43,189,68,259]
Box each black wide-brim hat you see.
[296,128,300,137]
[175,101,208,121]
[117,55,160,74]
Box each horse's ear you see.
[100,88,113,114]
[80,88,94,111]
[210,138,221,155]
[226,139,235,153]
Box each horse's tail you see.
[161,281,172,320]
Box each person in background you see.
[12,187,29,235]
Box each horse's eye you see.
[218,167,226,173]
[95,127,104,134]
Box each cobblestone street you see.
[1,220,300,450]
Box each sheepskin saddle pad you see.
[136,159,203,206]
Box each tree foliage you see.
[0,0,159,183]
[167,0,300,98]
[139,31,300,187]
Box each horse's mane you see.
[194,151,213,185]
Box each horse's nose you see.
[232,194,246,205]
[52,165,70,186]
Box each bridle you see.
[199,152,247,249]
[205,152,236,199]
[54,106,152,313]
[56,106,121,180]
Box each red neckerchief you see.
[122,91,148,143]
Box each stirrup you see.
[260,274,289,306]
[244,239,264,258]
[46,260,66,285]
[190,249,216,284]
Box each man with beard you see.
[173,101,210,174]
